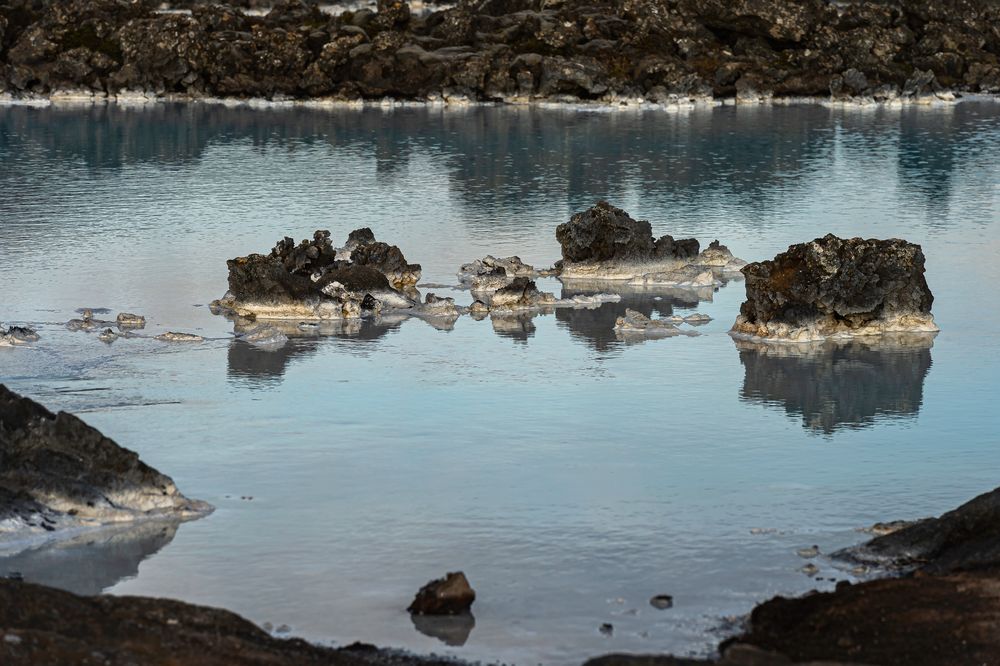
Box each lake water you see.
[1,100,999,665]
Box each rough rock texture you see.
[835,485,1000,574]
[3,0,999,102]
[728,572,1000,666]
[0,326,39,346]
[732,234,938,341]
[458,255,535,293]
[407,571,476,615]
[613,308,682,334]
[488,276,556,309]
[0,385,210,541]
[556,203,742,282]
[214,229,414,320]
[0,579,462,666]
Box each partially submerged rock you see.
[236,325,289,349]
[155,332,204,342]
[458,255,535,293]
[0,385,211,546]
[0,327,39,347]
[614,309,687,336]
[412,293,462,319]
[408,571,476,616]
[731,234,938,342]
[556,203,745,284]
[116,312,146,329]
[834,485,1000,574]
[213,230,415,321]
[489,277,557,310]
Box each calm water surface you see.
[1,101,999,664]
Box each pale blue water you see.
[1,100,999,664]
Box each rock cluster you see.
[213,229,417,320]
[555,202,745,282]
[0,385,211,543]
[458,255,535,293]
[3,0,999,103]
[731,234,938,341]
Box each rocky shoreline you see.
[2,0,999,106]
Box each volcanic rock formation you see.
[731,234,938,341]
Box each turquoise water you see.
[1,100,999,664]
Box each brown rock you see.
[407,571,476,615]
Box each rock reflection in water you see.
[227,316,407,383]
[736,333,936,434]
[556,281,717,351]
[410,613,476,647]
[0,520,181,596]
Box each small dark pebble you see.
[42,523,55,531]
[650,594,674,610]
[599,623,614,636]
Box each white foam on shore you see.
[3,90,994,112]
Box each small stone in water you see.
[797,545,820,559]
[649,595,673,610]
[800,563,820,576]
[599,623,614,636]
[275,624,291,634]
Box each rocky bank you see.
[2,0,999,104]
[0,385,211,547]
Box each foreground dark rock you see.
[0,579,459,666]
[556,202,744,283]
[835,485,1000,574]
[732,234,938,342]
[212,229,416,320]
[407,571,475,615]
[3,0,999,104]
[0,385,211,544]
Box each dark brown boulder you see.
[407,571,476,615]
[732,234,938,341]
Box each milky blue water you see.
[1,100,999,664]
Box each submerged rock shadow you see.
[410,613,476,647]
[0,520,182,596]
[735,333,936,434]
[555,281,721,352]
[226,316,408,384]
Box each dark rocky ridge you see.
[732,234,938,341]
[0,384,210,540]
[2,0,999,102]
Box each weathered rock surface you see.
[0,579,462,666]
[3,0,999,102]
[213,229,415,320]
[488,276,556,310]
[556,203,744,283]
[835,485,1000,574]
[408,571,476,615]
[0,385,211,544]
[0,326,39,346]
[459,255,535,293]
[732,234,938,342]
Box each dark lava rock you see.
[218,229,413,317]
[649,594,673,610]
[0,579,461,666]
[0,384,210,532]
[835,485,1000,574]
[407,571,475,615]
[556,201,700,265]
[556,201,655,263]
[4,0,997,102]
[729,572,1000,665]
[732,234,938,341]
